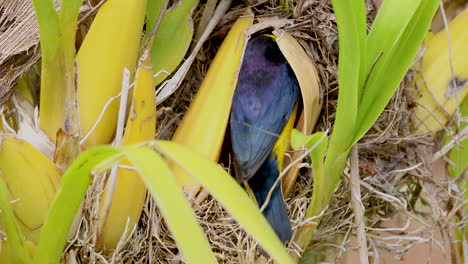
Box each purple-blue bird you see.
[230,35,299,242]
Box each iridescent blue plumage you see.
[248,155,293,242]
[230,35,299,242]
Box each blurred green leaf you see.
[123,146,217,264]
[148,0,198,85]
[448,98,468,179]
[447,99,468,216]
[33,146,120,264]
[155,141,295,264]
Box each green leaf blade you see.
[31,0,60,58]
[354,0,440,143]
[292,131,329,250]
[123,146,217,264]
[292,131,329,217]
[322,0,366,208]
[156,141,295,264]
[149,0,198,86]
[33,146,120,264]
[361,0,421,93]
[60,0,82,23]
[327,0,366,163]
[448,98,468,179]
[146,0,166,30]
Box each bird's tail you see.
[249,156,292,242]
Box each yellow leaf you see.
[98,49,157,250]
[413,8,468,134]
[76,0,147,148]
[171,12,254,191]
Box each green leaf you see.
[448,99,468,179]
[306,132,328,217]
[60,0,82,23]
[31,0,60,59]
[353,0,440,143]
[31,0,81,56]
[123,146,217,264]
[33,0,81,140]
[325,0,366,175]
[0,179,31,264]
[146,0,165,30]
[291,130,327,152]
[149,0,198,85]
[291,129,313,149]
[354,0,368,99]
[291,131,328,249]
[361,0,421,95]
[33,146,120,264]
[294,0,440,259]
[290,131,328,216]
[59,0,82,64]
[155,141,295,264]
[446,97,468,244]
[321,0,366,216]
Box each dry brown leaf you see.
[0,0,39,64]
[0,0,41,104]
[274,29,322,197]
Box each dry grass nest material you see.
[2,0,461,263]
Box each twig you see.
[78,0,107,24]
[96,68,131,247]
[194,0,218,42]
[111,217,136,264]
[439,2,456,96]
[439,1,463,134]
[350,145,369,264]
[79,93,121,145]
[111,68,129,144]
[142,0,170,52]
[432,125,468,162]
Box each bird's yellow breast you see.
[272,103,298,171]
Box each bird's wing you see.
[230,65,299,181]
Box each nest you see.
[1,0,463,263]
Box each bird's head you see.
[245,34,287,64]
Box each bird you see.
[230,34,299,242]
